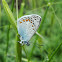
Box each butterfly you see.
[17,14,41,46]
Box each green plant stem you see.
[16,0,18,19]
[50,6,62,30]
[48,42,62,62]
[16,34,22,62]
[16,0,22,62]
[11,0,15,12]
[50,13,54,36]
[2,0,22,62]
[6,25,10,54]
[38,6,49,33]
[32,0,36,9]
[0,5,1,27]
[19,2,25,17]
[23,46,28,60]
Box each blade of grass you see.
[32,0,36,9]
[50,6,62,30]
[0,5,1,27]
[2,0,17,31]
[23,46,29,61]
[0,25,12,29]
[51,1,62,5]
[19,2,25,17]
[6,0,15,62]
[6,0,15,54]
[38,6,49,32]
[11,0,15,12]
[16,0,18,20]
[25,5,48,15]
[2,0,22,62]
[28,6,49,61]
[49,13,54,36]
[48,42,62,62]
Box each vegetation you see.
[0,0,62,62]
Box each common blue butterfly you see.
[17,14,41,46]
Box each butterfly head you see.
[23,41,30,46]
[21,40,30,46]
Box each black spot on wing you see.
[40,18,41,21]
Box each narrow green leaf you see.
[29,6,49,61]
[19,2,25,17]
[32,0,36,9]
[48,42,62,62]
[2,0,17,31]
[6,0,15,61]
[38,6,49,33]
[0,5,1,26]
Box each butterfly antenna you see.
[29,41,44,48]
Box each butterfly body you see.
[17,14,41,46]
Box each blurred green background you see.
[0,0,62,62]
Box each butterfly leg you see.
[17,36,24,45]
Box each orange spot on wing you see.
[23,20,25,22]
[28,19,30,21]
[19,22,22,23]
[32,25,34,27]
[31,21,32,23]
[26,19,28,21]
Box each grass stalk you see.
[38,6,49,33]
[16,0,18,20]
[16,34,22,62]
[50,6,62,30]
[23,46,28,61]
[32,0,36,9]
[48,42,62,62]
[28,6,49,61]
[6,0,15,61]
[2,0,17,31]
[0,5,1,26]
[2,0,22,62]
[16,0,22,62]
[19,2,25,17]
